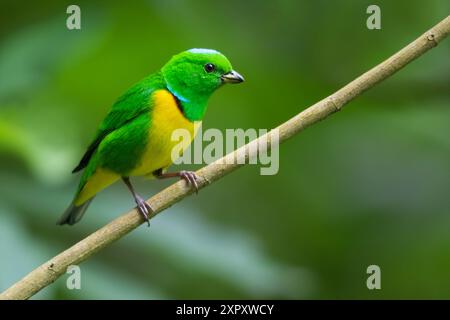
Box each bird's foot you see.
[178,170,199,194]
[155,169,200,194]
[134,195,153,227]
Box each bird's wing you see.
[72,81,156,173]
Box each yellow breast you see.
[130,89,200,176]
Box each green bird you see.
[57,48,244,226]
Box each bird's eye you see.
[204,63,215,73]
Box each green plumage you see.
[58,48,244,225]
[73,73,165,182]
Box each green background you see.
[0,0,449,299]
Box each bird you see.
[57,48,244,226]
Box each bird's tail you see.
[57,198,94,226]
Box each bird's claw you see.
[134,195,153,227]
[179,170,199,194]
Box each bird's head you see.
[161,48,244,106]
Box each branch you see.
[1,15,449,300]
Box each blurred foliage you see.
[0,0,449,299]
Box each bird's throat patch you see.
[152,89,195,127]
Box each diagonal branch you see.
[1,15,449,300]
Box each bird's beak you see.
[221,70,244,84]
